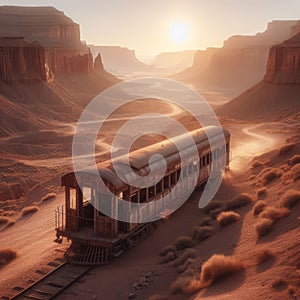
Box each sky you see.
[1,0,300,60]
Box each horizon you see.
[0,0,300,62]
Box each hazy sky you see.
[1,0,300,59]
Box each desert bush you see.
[259,206,290,221]
[200,216,212,226]
[253,201,267,216]
[226,194,253,210]
[203,200,223,214]
[40,192,56,202]
[278,143,295,156]
[160,251,177,264]
[0,216,10,225]
[173,248,198,267]
[0,249,17,265]
[209,207,224,219]
[292,164,300,181]
[279,190,300,209]
[174,236,194,251]
[170,276,191,294]
[6,220,15,227]
[251,160,264,169]
[255,248,275,264]
[21,206,39,216]
[160,244,176,256]
[200,254,244,284]
[290,155,300,166]
[272,278,287,289]
[255,218,274,237]
[192,226,214,242]
[147,294,168,300]
[257,188,267,197]
[217,211,240,227]
[261,168,281,185]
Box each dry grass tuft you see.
[255,248,275,264]
[0,216,10,225]
[279,190,300,209]
[40,192,56,202]
[147,295,168,300]
[0,249,17,265]
[260,168,282,184]
[259,206,290,221]
[253,201,267,216]
[257,188,267,197]
[173,249,198,267]
[217,211,240,227]
[203,200,223,214]
[21,206,39,217]
[278,143,296,156]
[272,278,287,289]
[200,216,212,226]
[209,207,224,219]
[170,277,191,294]
[251,160,265,169]
[255,218,274,237]
[192,226,214,242]
[200,254,244,284]
[290,155,300,166]
[226,194,253,210]
[160,251,177,264]
[160,244,176,256]
[174,236,194,251]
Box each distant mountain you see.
[152,50,196,73]
[174,20,299,96]
[89,45,154,74]
[218,32,300,121]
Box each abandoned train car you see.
[55,126,231,265]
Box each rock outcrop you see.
[218,31,300,121]
[175,20,299,96]
[0,6,84,50]
[264,33,300,84]
[94,53,104,73]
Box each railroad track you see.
[11,262,92,300]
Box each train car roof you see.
[62,126,230,190]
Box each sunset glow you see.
[169,21,189,44]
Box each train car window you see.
[69,188,76,209]
[83,186,91,205]
[156,180,162,194]
[176,169,181,180]
[140,188,147,203]
[163,175,169,189]
[149,186,155,199]
[131,193,138,203]
[170,172,176,185]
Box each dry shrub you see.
[279,190,300,209]
[160,251,177,264]
[173,248,198,267]
[0,249,17,265]
[203,200,223,214]
[174,236,194,251]
[170,276,191,294]
[40,192,56,202]
[160,244,176,256]
[259,206,290,221]
[7,220,15,227]
[251,160,264,169]
[272,278,287,289]
[290,155,300,166]
[292,164,300,181]
[192,226,214,242]
[200,216,212,226]
[261,168,281,184]
[217,211,240,227]
[255,248,275,264]
[257,188,267,197]
[226,193,253,210]
[0,216,10,225]
[147,294,168,300]
[200,254,244,284]
[21,206,39,216]
[253,201,267,216]
[255,218,274,237]
[209,207,224,219]
[278,143,295,156]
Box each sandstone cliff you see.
[218,32,300,121]
[174,20,299,96]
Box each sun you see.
[169,22,189,44]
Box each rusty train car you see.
[55,126,230,265]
